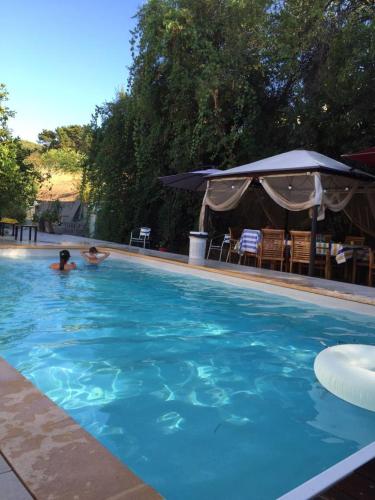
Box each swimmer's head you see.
[89,246,98,254]
[59,249,70,270]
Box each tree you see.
[38,125,91,154]
[37,129,58,150]
[31,147,85,174]
[264,0,375,155]
[0,84,39,219]
[31,125,91,180]
[55,125,92,154]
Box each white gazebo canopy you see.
[208,149,360,177]
[199,149,374,231]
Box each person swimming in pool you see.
[49,249,77,271]
[80,246,110,265]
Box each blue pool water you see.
[1,253,375,499]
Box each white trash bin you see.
[189,231,208,265]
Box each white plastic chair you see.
[207,234,231,261]
[129,227,151,248]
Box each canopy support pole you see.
[284,209,289,233]
[203,205,210,232]
[308,205,319,277]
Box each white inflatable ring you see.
[314,344,375,412]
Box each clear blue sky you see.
[2,0,144,141]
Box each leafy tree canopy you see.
[35,147,85,173]
[31,124,92,177]
[38,125,91,154]
[37,129,58,150]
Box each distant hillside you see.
[37,169,82,202]
[20,140,42,152]
[21,140,83,202]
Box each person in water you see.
[50,250,77,271]
[80,246,110,265]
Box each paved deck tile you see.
[0,454,11,474]
[0,471,33,500]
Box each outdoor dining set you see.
[207,228,375,286]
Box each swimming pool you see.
[0,250,375,499]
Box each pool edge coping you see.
[0,357,161,500]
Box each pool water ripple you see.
[0,255,375,499]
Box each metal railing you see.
[59,222,85,236]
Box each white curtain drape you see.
[319,174,359,219]
[344,187,375,237]
[199,177,252,231]
[260,172,359,220]
[260,172,322,211]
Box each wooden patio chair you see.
[289,231,330,278]
[226,227,241,263]
[257,229,285,271]
[241,250,258,266]
[289,231,311,273]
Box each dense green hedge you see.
[84,0,374,251]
